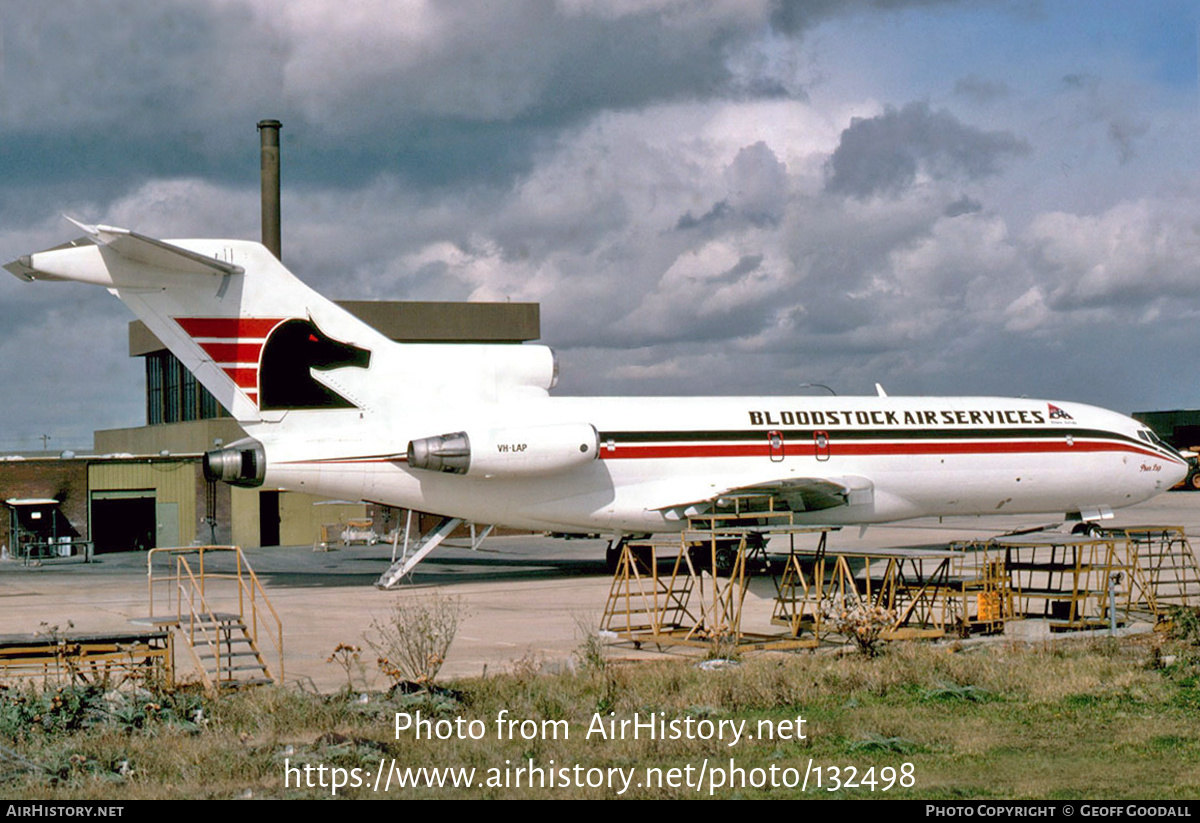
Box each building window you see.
[200,385,222,419]
[145,351,229,425]
[182,369,198,423]
[146,354,163,425]
[163,355,180,423]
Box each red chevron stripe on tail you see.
[174,317,287,405]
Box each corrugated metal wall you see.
[229,488,365,548]
[281,493,365,547]
[88,460,197,548]
[87,461,367,549]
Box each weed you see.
[1,637,1198,799]
[0,743,44,782]
[365,594,465,689]
[0,685,104,738]
[326,643,370,694]
[594,672,619,714]
[32,622,82,686]
[1166,606,1200,646]
[572,613,608,673]
[823,599,896,657]
[703,630,743,662]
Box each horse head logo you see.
[259,318,372,410]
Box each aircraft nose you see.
[1169,455,1191,488]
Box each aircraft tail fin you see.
[6,220,391,423]
[8,220,559,428]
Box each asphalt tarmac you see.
[1,492,1197,691]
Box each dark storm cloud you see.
[1060,73,1151,165]
[768,0,966,34]
[823,101,1030,198]
[1108,119,1149,164]
[802,293,878,336]
[0,2,284,196]
[715,253,764,284]
[2,0,1197,435]
[1062,73,1100,91]
[0,2,807,198]
[673,141,789,232]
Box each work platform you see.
[772,543,1009,642]
[0,546,285,694]
[0,630,172,687]
[601,520,827,652]
[601,517,1200,653]
[955,526,1200,631]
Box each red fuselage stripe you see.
[282,438,1174,467]
[598,440,1163,460]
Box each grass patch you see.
[0,635,1197,799]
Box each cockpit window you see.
[1141,429,1176,453]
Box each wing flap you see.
[722,475,874,512]
[653,475,874,518]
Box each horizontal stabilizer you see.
[63,217,243,276]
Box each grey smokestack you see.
[257,119,282,260]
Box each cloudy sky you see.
[1,0,1198,450]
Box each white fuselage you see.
[256,395,1187,534]
[12,230,1183,538]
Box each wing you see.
[653,475,874,521]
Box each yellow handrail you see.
[146,546,284,689]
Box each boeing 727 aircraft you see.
[6,222,1188,572]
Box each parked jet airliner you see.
[6,222,1188,559]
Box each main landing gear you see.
[606,535,651,574]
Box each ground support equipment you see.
[0,630,172,688]
[144,546,281,694]
[601,514,826,652]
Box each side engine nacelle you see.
[203,438,267,488]
[407,423,599,478]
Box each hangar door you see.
[88,460,194,552]
[90,490,157,553]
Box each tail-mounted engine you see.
[203,438,267,488]
[407,423,599,478]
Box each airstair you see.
[375,516,498,588]
[146,546,282,694]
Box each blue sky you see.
[0,1,1198,450]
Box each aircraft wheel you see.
[1071,522,1102,537]
[714,544,738,576]
[1190,472,1200,491]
